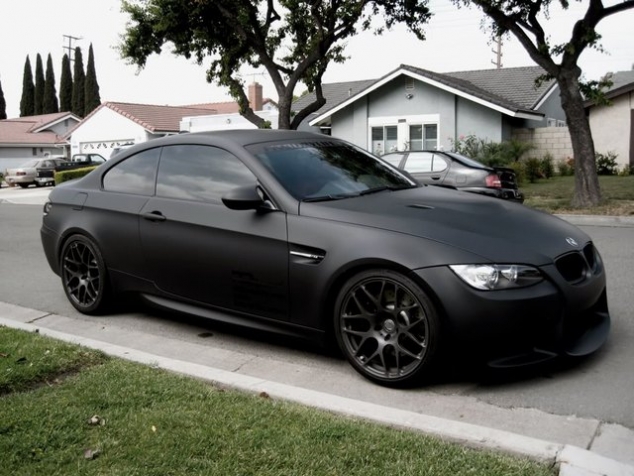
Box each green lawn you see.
[522,175,634,215]
[0,327,556,476]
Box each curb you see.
[2,315,633,476]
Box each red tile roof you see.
[0,112,79,145]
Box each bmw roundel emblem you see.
[566,237,578,247]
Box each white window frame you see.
[368,114,440,153]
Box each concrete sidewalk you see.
[1,301,633,476]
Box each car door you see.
[139,144,289,321]
[403,152,450,185]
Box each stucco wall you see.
[455,97,503,143]
[588,93,632,168]
[512,127,573,162]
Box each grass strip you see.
[522,176,634,215]
[0,326,109,395]
[0,328,556,476]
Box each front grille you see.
[555,244,600,284]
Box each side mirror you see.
[222,185,274,211]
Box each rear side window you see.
[102,148,160,195]
[156,145,256,203]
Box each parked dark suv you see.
[382,150,524,202]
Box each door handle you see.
[431,176,441,181]
[141,211,166,222]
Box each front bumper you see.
[414,248,610,367]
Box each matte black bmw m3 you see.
[41,130,610,386]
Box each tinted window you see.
[247,140,413,200]
[445,152,488,169]
[103,148,160,195]
[156,145,256,203]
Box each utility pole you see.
[491,35,503,69]
[63,35,82,62]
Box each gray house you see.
[295,64,564,154]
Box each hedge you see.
[54,166,98,185]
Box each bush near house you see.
[54,166,98,185]
[595,151,619,176]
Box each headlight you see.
[43,201,52,216]
[449,264,543,290]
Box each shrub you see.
[540,153,555,179]
[557,158,574,176]
[618,164,634,176]
[450,135,533,167]
[595,151,619,175]
[55,166,98,185]
[508,161,526,185]
[524,157,543,183]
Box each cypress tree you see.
[84,43,101,115]
[59,54,73,112]
[71,47,85,118]
[19,56,35,117]
[43,53,59,114]
[0,77,7,120]
[34,54,45,115]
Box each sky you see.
[1,0,633,119]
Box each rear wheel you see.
[334,269,440,386]
[60,235,111,314]
[18,183,29,189]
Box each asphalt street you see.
[1,185,634,472]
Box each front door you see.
[139,144,289,320]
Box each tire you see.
[60,234,111,314]
[18,183,29,189]
[334,269,440,387]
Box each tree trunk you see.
[557,69,602,208]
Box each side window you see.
[93,156,106,164]
[103,148,160,195]
[156,145,257,203]
[404,152,435,173]
[382,154,404,167]
[431,154,449,172]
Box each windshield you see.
[247,140,415,201]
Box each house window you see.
[424,124,438,150]
[32,148,37,156]
[409,125,423,151]
[371,126,398,155]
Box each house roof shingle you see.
[0,112,79,145]
[300,65,556,126]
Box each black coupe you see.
[41,130,610,386]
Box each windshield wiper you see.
[301,194,356,202]
[358,184,417,196]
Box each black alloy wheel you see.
[61,235,110,314]
[335,270,439,386]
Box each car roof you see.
[180,129,328,146]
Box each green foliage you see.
[524,157,543,183]
[34,54,45,115]
[508,161,526,185]
[55,166,97,185]
[43,54,59,114]
[84,43,101,116]
[119,0,432,129]
[449,134,533,166]
[72,47,85,118]
[595,151,619,176]
[556,158,575,176]
[59,54,73,113]
[19,55,35,117]
[618,164,633,177]
[0,77,7,120]
[540,153,555,179]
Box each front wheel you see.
[60,234,111,314]
[334,270,440,387]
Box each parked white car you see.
[4,158,68,188]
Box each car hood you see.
[299,185,590,265]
